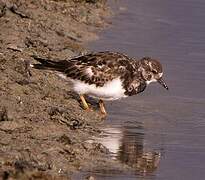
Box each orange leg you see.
[80,94,89,110]
[99,99,107,115]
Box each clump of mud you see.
[0,0,129,179]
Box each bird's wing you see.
[64,51,135,87]
[32,55,71,71]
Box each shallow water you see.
[82,0,205,179]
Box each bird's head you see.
[138,57,168,90]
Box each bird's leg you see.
[80,94,89,110]
[99,99,107,115]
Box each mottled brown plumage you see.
[33,52,145,95]
[32,51,168,115]
[64,51,135,87]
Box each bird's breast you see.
[73,77,127,101]
[124,81,147,96]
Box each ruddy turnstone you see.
[31,51,168,115]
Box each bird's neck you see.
[134,60,146,80]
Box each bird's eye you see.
[152,70,157,74]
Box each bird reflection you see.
[118,128,160,174]
[98,124,161,175]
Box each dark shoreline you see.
[0,0,129,179]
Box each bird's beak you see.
[157,78,169,90]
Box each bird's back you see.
[63,51,136,87]
[32,51,146,91]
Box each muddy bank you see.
[0,0,129,179]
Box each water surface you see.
[84,0,205,179]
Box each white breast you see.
[73,77,127,101]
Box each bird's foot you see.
[99,99,107,117]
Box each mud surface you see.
[0,0,128,179]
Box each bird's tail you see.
[31,55,69,72]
